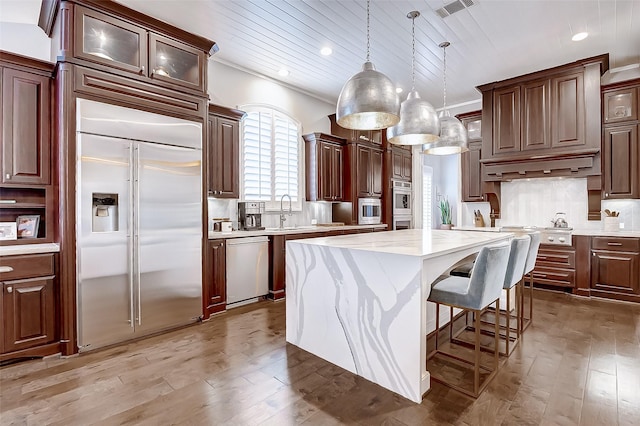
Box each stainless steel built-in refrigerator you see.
[76,99,202,352]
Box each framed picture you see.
[16,215,40,239]
[0,222,18,240]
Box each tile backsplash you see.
[498,177,640,231]
[207,198,332,230]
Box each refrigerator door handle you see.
[128,145,135,327]
[135,145,142,326]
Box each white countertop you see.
[456,226,640,238]
[287,228,513,259]
[0,243,61,256]
[572,229,640,238]
[208,224,387,239]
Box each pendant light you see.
[387,11,440,145]
[423,42,468,155]
[336,0,400,130]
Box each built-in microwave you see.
[392,180,412,216]
[358,198,382,225]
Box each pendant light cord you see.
[442,43,448,110]
[411,14,416,90]
[366,0,371,62]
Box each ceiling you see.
[2,0,639,108]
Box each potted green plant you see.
[438,198,452,230]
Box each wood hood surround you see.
[476,54,609,221]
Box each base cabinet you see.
[590,237,639,301]
[0,253,58,358]
[531,245,576,289]
[204,239,226,318]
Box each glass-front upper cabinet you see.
[603,87,638,124]
[149,34,205,91]
[73,5,206,93]
[74,6,147,75]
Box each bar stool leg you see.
[494,299,500,371]
[505,289,510,355]
[474,308,480,396]
[450,306,454,342]
[435,303,440,350]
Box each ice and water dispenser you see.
[92,193,119,232]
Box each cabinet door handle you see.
[5,173,10,180]
[607,242,623,246]
[6,286,12,293]
[605,192,609,197]
[0,266,13,273]
[140,65,145,74]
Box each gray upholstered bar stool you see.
[520,232,541,333]
[453,235,531,356]
[427,242,511,398]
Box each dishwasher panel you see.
[226,236,269,306]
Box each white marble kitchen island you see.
[285,229,512,403]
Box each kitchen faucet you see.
[279,194,292,229]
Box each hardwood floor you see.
[1,290,639,425]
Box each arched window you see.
[240,105,302,210]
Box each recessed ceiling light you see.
[278,68,290,77]
[572,32,588,41]
[396,87,403,94]
[320,47,332,56]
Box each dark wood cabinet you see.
[1,66,51,185]
[462,142,484,202]
[532,244,576,289]
[602,80,640,200]
[590,237,639,301]
[1,52,56,245]
[521,79,550,151]
[603,125,639,199]
[303,133,345,202]
[355,144,383,198]
[391,146,412,181]
[73,5,206,93]
[492,86,521,155]
[479,55,606,185]
[551,72,585,148]
[208,105,244,198]
[1,253,57,357]
[204,239,226,317]
[458,111,484,202]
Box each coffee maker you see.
[238,202,265,230]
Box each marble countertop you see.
[208,224,387,239]
[0,243,61,256]
[456,226,640,238]
[287,228,513,259]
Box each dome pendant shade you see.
[336,61,400,130]
[388,89,440,145]
[422,111,468,155]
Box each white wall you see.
[207,60,335,134]
[0,22,51,61]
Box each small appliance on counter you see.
[238,201,265,230]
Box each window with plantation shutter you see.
[240,106,302,210]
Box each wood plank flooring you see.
[1,290,639,425]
